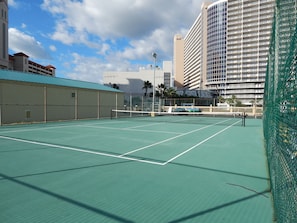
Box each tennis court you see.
[0,115,273,222]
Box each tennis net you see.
[111,109,246,126]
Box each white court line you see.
[81,120,130,125]
[123,122,162,129]
[0,120,129,134]
[119,118,232,157]
[162,120,241,165]
[0,124,81,134]
[0,135,164,166]
[0,120,181,135]
[79,124,182,135]
[0,119,240,167]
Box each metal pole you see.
[44,86,47,123]
[152,52,157,113]
[0,105,2,126]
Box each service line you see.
[162,120,241,165]
[120,119,232,157]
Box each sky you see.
[8,0,209,84]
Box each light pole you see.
[152,52,157,114]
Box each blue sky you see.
[8,0,206,83]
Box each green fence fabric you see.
[264,0,297,222]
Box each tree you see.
[165,87,177,98]
[250,99,261,106]
[218,95,225,103]
[226,95,237,106]
[108,82,119,89]
[112,83,119,89]
[143,80,152,97]
[226,95,242,106]
[156,84,167,98]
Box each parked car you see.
[185,107,201,112]
[173,107,188,112]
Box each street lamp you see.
[152,52,157,114]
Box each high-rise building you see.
[174,0,275,105]
[173,34,184,88]
[0,0,8,69]
[205,0,227,94]
[183,2,210,90]
[225,0,275,104]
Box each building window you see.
[2,23,6,59]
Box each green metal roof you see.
[0,69,122,93]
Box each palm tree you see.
[156,84,167,98]
[218,95,225,103]
[108,82,119,89]
[165,87,177,98]
[143,80,152,97]
[226,95,237,106]
[164,87,177,106]
[112,83,119,89]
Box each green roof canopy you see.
[0,70,121,93]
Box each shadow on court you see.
[0,160,133,181]
[168,189,271,223]
[0,172,134,223]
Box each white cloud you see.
[8,0,18,8]
[97,43,110,56]
[65,53,108,84]
[9,28,52,60]
[65,51,138,83]
[97,0,200,39]
[49,45,56,52]
[40,0,205,82]
[41,0,203,55]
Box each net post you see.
[0,105,2,126]
[110,109,117,119]
[242,112,246,127]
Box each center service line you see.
[162,120,241,165]
[119,119,232,157]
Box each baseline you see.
[0,135,164,166]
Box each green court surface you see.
[0,117,274,222]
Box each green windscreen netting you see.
[264,0,297,222]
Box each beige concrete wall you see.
[46,86,76,121]
[99,91,121,118]
[77,90,98,119]
[0,82,44,123]
[0,81,124,125]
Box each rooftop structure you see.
[9,52,56,77]
[0,0,56,76]
[103,61,173,95]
